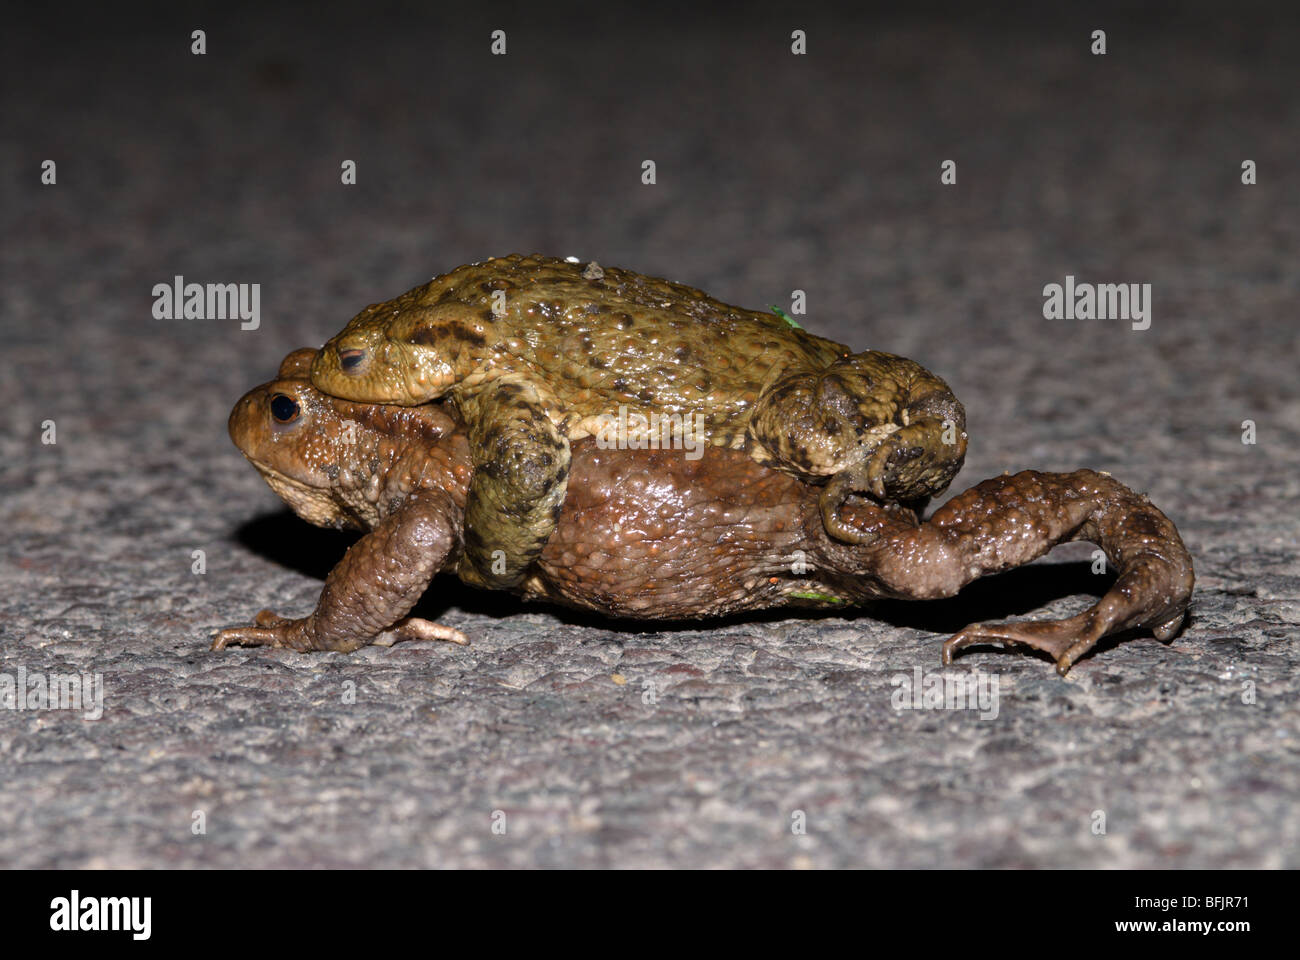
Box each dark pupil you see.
[340,349,364,371]
[270,394,299,422]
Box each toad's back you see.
[378,254,850,437]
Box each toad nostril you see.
[338,348,365,372]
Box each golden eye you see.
[270,393,300,423]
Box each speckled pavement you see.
[1,3,1296,868]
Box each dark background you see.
[0,1,1296,867]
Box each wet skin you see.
[215,349,1194,675]
[310,255,967,588]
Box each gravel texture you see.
[1,2,1296,868]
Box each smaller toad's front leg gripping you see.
[456,377,571,589]
[750,351,967,544]
[212,494,467,652]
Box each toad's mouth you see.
[250,461,355,530]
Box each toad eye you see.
[338,348,365,372]
[270,393,300,423]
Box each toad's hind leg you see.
[749,351,967,543]
[855,469,1195,674]
[456,377,570,589]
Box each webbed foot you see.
[942,610,1104,676]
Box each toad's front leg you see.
[212,493,467,652]
[455,376,570,589]
[859,469,1194,674]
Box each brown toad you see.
[215,348,1193,675]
